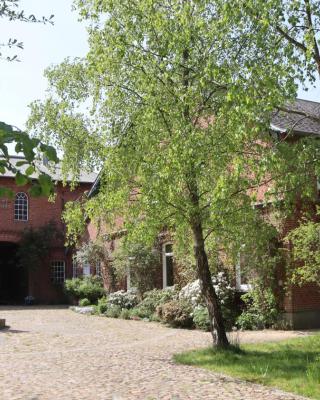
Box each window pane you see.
[51,261,65,284]
[14,192,28,221]
[166,255,174,286]
[165,244,173,254]
[83,264,91,277]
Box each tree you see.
[28,0,298,348]
[0,1,57,197]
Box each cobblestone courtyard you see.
[0,307,310,400]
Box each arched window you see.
[162,243,174,288]
[14,192,28,221]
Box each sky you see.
[0,0,319,133]
[0,0,88,130]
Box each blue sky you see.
[0,0,319,132]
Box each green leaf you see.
[15,171,28,186]
[28,184,42,197]
[16,160,29,167]
[38,173,53,196]
[25,165,35,176]
[0,187,14,198]
[41,144,59,163]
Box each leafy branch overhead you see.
[0,0,54,61]
[0,121,59,197]
[0,0,57,197]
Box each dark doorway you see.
[0,242,28,304]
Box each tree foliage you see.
[27,0,320,346]
[286,212,320,284]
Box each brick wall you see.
[0,177,92,304]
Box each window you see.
[14,192,28,221]
[83,263,91,277]
[235,251,251,292]
[316,177,320,199]
[162,243,174,288]
[126,257,136,291]
[72,259,79,278]
[51,261,65,284]
[96,262,101,277]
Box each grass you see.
[174,334,320,399]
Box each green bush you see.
[193,306,211,331]
[236,287,279,330]
[64,276,105,304]
[78,298,91,307]
[156,300,194,328]
[135,287,177,318]
[96,296,108,314]
[119,308,131,320]
[105,305,122,318]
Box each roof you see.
[87,172,101,197]
[88,98,320,198]
[1,156,97,183]
[271,98,320,136]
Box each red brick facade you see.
[0,176,93,304]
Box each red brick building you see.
[85,99,320,329]
[0,156,96,304]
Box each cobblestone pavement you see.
[0,306,311,400]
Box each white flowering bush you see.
[107,290,139,310]
[179,272,236,329]
[179,272,234,307]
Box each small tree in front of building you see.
[17,221,62,271]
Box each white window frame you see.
[51,261,65,284]
[317,177,320,199]
[83,263,91,277]
[162,242,174,288]
[14,192,28,221]
[126,257,136,291]
[235,251,251,292]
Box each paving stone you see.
[0,306,310,400]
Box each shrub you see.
[79,298,91,306]
[179,273,237,329]
[105,305,122,318]
[193,306,211,331]
[119,308,131,320]
[236,287,279,330]
[107,290,139,309]
[156,300,193,328]
[96,296,108,314]
[134,287,178,318]
[64,276,105,303]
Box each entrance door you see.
[0,242,28,304]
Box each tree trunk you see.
[191,221,229,348]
